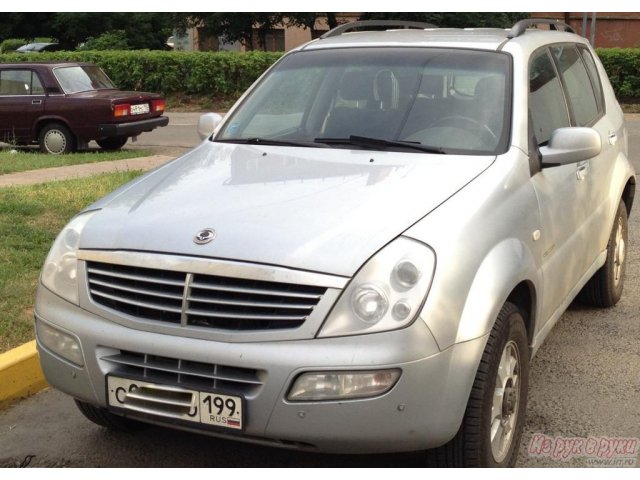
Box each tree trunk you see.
[326,13,338,30]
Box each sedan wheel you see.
[39,123,76,154]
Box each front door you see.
[528,47,591,326]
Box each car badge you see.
[194,228,216,245]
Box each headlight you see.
[319,237,435,337]
[41,211,97,305]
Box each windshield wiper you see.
[314,135,447,154]
[217,137,329,148]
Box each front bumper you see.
[98,116,169,137]
[35,284,487,454]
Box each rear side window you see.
[0,70,44,96]
[529,51,570,145]
[550,45,600,126]
[578,46,605,112]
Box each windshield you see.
[53,65,116,94]
[217,47,511,155]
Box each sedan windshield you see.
[217,47,511,155]
[53,66,116,94]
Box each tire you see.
[578,200,628,308]
[39,123,76,154]
[74,399,146,433]
[97,136,128,151]
[425,302,530,467]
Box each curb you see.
[0,340,48,410]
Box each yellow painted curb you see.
[0,340,48,410]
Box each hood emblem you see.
[194,228,216,245]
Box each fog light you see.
[36,320,84,366]
[287,369,401,401]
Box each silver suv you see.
[36,20,635,467]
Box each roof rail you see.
[507,19,575,38]
[320,20,438,39]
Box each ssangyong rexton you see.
[35,20,635,466]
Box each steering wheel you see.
[430,115,497,141]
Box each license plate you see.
[130,103,149,115]
[107,376,243,430]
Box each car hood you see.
[81,142,494,277]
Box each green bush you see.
[0,39,29,53]
[0,50,282,97]
[596,48,640,100]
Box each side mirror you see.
[540,127,601,168]
[197,113,224,141]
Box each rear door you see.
[550,44,619,265]
[0,68,46,143]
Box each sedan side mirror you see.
[197,113,224,140]
[540,127,601,168]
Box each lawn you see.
[0,148,151,175]
[0,170,144,353]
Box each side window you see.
[0,70,44,96]
[577,46,605,112]
[529,50,570,145]
[550,45,599,126]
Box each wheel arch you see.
[622,175,635,215]
[453,238,540,347]
[34,116,76,139]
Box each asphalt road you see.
[0,114,638,468]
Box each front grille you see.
[86,261,327,331]
[102,350,264,396]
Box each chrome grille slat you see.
[87,261,328,331]
[87,267,186,287]
[89,290,183,314]
[187,295,315,310]
[186,308,307,321]
[190,282,323,300]
[125,391,193,408]
[89,278,184,301]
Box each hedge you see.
[1,48,640,100]
[0,50,283,97]
[595,48,640,100]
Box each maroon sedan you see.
[0,62,169,154]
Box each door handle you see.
[32,99,42,105]
[608,131,617,145]
[576,160,589,181]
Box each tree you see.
[0,13,172,50]
[359,12,530,29]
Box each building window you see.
[252,29,285,51]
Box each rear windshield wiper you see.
[216,137,329,148]
[314,135,447,154]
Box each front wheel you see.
[426,302,530,467]
[39,123,76,154]
[97,136,128,151]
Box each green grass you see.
[0,148,151,175]
[0,170,144,353]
